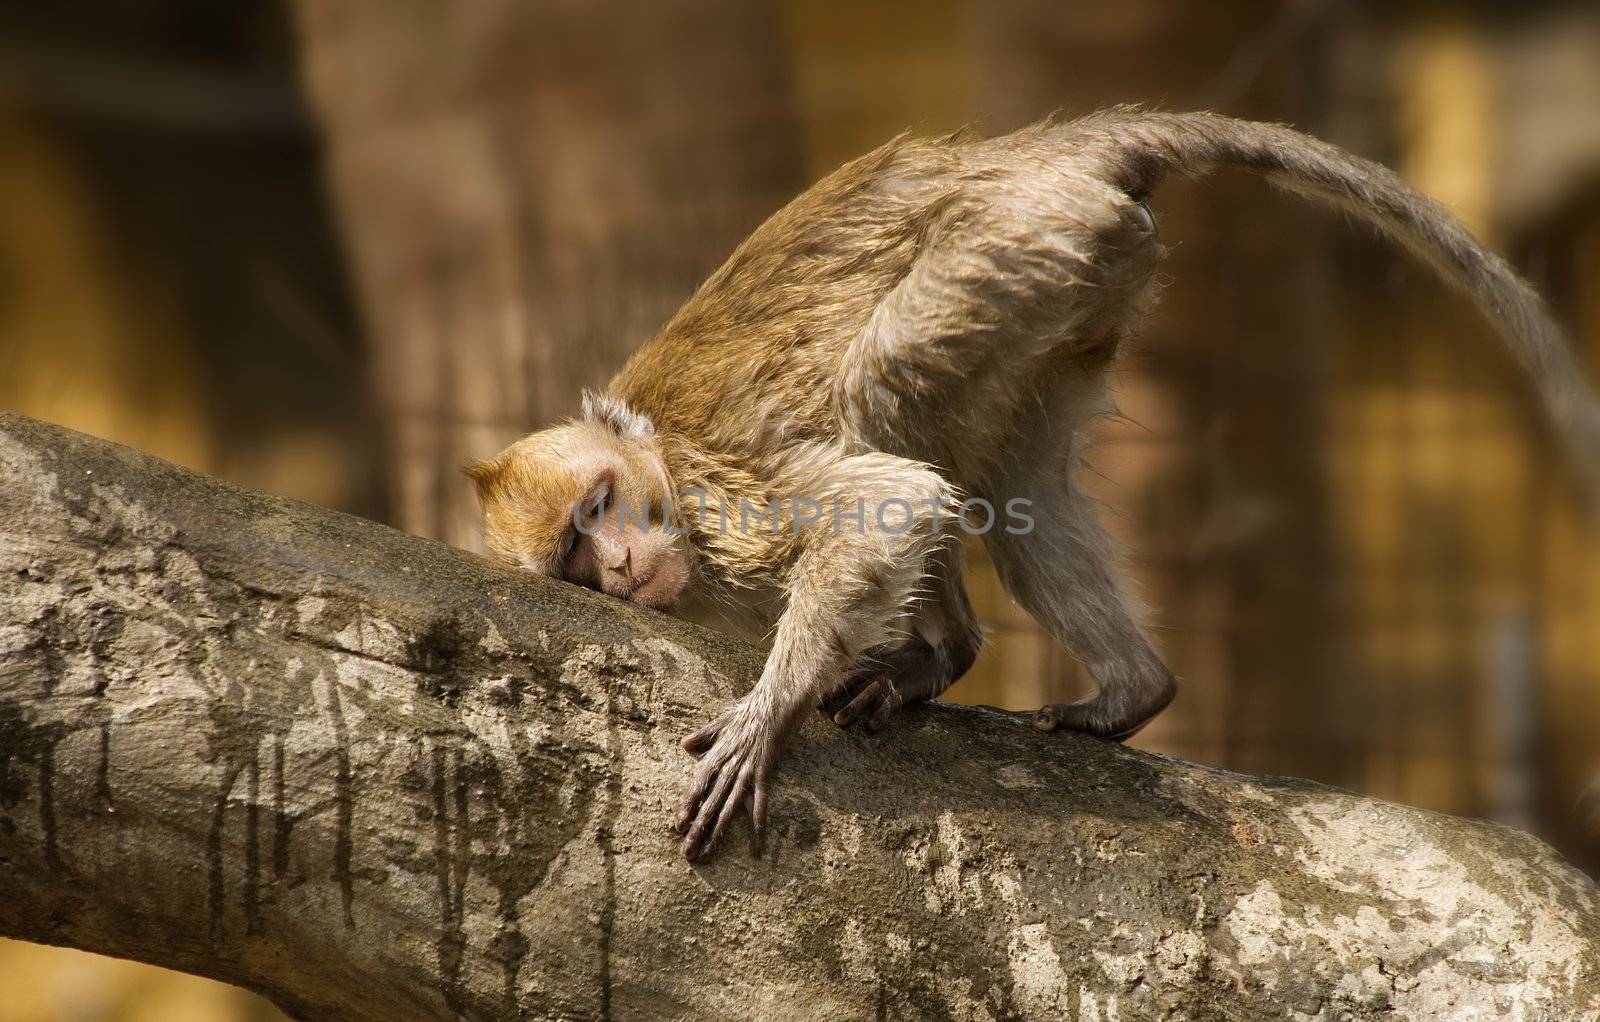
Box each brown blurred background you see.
[2,0,1598,1016]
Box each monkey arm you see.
[674,459,952,860]
[673,559,849,861]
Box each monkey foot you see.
[1033,670,1177,742]
[825,675,913,732]
[1032,701,1149,742]
[1031,683,1180,742]
[674,702,775,861]
[826,642,950,731]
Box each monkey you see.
[466,109,1600,862]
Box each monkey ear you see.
[581,390,656,441]
[462,455,506,495]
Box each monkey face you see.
[466,404,696,610]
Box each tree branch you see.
[1,413,1596,1020]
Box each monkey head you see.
[466,393,695,610]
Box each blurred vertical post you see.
[291,0,802,547]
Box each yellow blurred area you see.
[0,116,210,472]
[0,942,278,1022]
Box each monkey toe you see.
[824,674,878,727]
[865,697,901,733]
[830,635,968,732]
[831,678,888,728]
[831,676,927,732]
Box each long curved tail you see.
[1080,108,1600,501]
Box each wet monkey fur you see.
[468,109,1600,861]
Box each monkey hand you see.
[674,700,784,862]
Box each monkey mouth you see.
[624,566,684,609]
[619,567,660,602]
[622,570,654,598]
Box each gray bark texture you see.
[1,412,1597,1022]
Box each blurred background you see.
[2,0,1598,1016]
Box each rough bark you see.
[1,412,1597,1022]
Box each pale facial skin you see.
[564,472,694,609]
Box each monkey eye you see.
[1129,198,1156,233]
[555,527,577,564]
[577,477,612,529]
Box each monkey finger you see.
[681,728,717,756]
[750,781,769,855]
[682,763,741,860]
[674,756,724,833]
[702,768,753,860]
[681,709,735,755]
[672,795,697,836]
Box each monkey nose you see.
[607,548,632,578]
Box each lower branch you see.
[0,413,1596,1020]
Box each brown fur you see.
[467,439,583,570]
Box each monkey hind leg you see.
[982,465,1177,743]
[985,518,1177,742]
